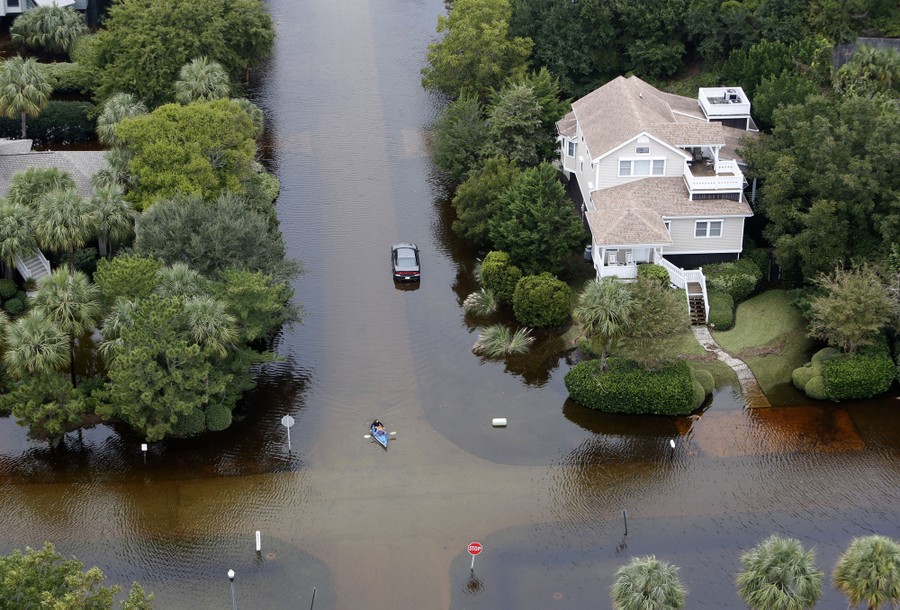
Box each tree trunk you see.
[69,336,78,389]
[98,235,108,258]
[19,111,26,139]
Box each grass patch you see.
[713,290,816,395]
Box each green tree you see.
[488,162,584,274]
[7,166,75,210]
[10,5,88,57]
[183,296,238,358]
[1,373,90,441]
[231,97,264,138]
[33,188,96,269]
[154,263,208,299]
[32,267,101,387]
[2,309,68,378]
[115,99,257,209]
[573,277,633,371]
[511,273,571,327]
[94,254,162,307]
[809,0,869,42]
[620,278,691,370]
[96,92,147,147]
[483,82,545,168]
[87,0,274,107]
[611,555,687,610]
[480,251,522,304]
[834,46,900,98]
[92,147,134,190]
[753,71,820,131]
[421,0,532,103]
[452,156,520,247]
[430,94,487,185]
[742,95,900,284]
[613,0,688,79]
[90,183,134,258]
[134,192,301,282]
[211,268,299,342]
[0,542,153,609]
[807,265,894,354]
[174,57,231,104]
[0,56,52,139]
[832,535,900,610]
[0,202,37,279]
[736,535,823,610]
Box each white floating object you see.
[669,439,676,449]
[492,418,507,427]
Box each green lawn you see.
[712,290,816,396]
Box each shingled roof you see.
[0,149,107,199]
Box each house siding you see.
[596,136,686,190]
[665,216,744,253]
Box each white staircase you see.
[14,249,51,284]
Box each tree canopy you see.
[86,0,274,107]
[10,5,88,57]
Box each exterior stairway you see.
[687,281,707,325]
[14,249,51,285]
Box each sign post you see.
[281,415,295,451]
[467,541,483,571]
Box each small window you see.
[618,160,631,176]
[695,220,723,238]
[653,159,665,174]
[567,140,576,157]
[635,146,650,154]
[664,221,671,234]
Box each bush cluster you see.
[480,251,521,304]
[637,263,670,286]
[38,62,96,94]
[705,259,763,303]
[707,290,735,330]
[512,273,571,328]
[564,358,699,416]
[0,101,96,144]
[792,342,895,401]
[0,279,17,300]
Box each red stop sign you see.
[467,541,483,556]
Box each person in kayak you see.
[372,419,384,431]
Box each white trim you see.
[566,140,576,158]
[663,249,743,255]
[663,221,671,235]
[694,219,723,238]
[595,130,691,164]
[635,145,650,154]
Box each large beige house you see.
[557,75,758,323]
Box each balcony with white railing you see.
[684,158,744,192]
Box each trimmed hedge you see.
[637,263,669,287]
[564,357,697,415]
[38,62,96,94]
[173,408,206,436]
[822,341,895,401]
[0,101,96,144]
[792,364,817,389]
[705,258,763,303]
[0,279,17,300]
[512,273,572,328]
[206,404,233,432]
[707,290,735,330]
[805,376,827,400]
[481,251,521,304]
[691,368,715,394]
[3,298,25,315]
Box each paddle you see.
[363,432,397,440]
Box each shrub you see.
[822,340,895,401]
[3,298,25,315]
[637,263,670,287]
[172,408,205,436]
[480,251,521,304]
[463,288,498,316]
[38,62,96,94]
[705,259,763,303]
[0,101,96,144]
[73,247,99,278]
[473,324,534,357]
[805,375,827,400]
[692,379,706,408]
[811,346,840,365]
[707,290,735,330]
[742,240,770,282]
[792,364,818,390]
[205,404,232,432]
[691,368,715,394]
[512,273,572,328]
[0,279,17,300]
[564,358,696,415]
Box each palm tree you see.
[183,296,238,358]
[611,555,687,610]
[92,148,134,190]
[10,5,88,57]
[3,309,68,378]
[96,92,147,147]
[174,57,231,105]
[8,166,76,209]
[32,188,96,269]
[0,56,52,139]
[573,277,633,371]
[0,202,37,279]
[833,535,900,610]
[89,184,134,258]
[31,267,100,387]
[231,97,264,138]
[736,535,823,610]
[154,263,207,299]
[98,299,138,362]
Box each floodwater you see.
[2,0,900,607]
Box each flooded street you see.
[1,0,899,607]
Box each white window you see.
[664,221,671,234]
[695,220,723,238]
[635,145,650,154]
[567,140,576,157]
[618,158,665,177]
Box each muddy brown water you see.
[2,0,899,607]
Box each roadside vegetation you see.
[0,0,295,443]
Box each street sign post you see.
[281,415,295,451]
[467,541,483,570]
